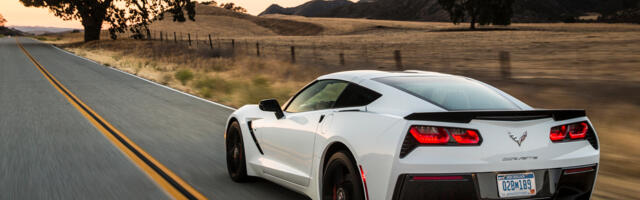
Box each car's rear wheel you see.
[322,151,365,200]
[226,121,249,182]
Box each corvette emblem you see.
[508,131,527,146]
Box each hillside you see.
[261,0,640,23]
[0,26,26,36]
[149,3,323,37]
[9,26,76,35]
[259,0,354,17]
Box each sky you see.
[0,0,311,29]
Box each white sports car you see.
[225,70,599,200]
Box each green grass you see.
[32,36,61,41]
[194,76,233,98]
[175,69,194,85]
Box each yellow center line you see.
[15,38,207,200]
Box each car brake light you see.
[550,125,567,141]
[568,122,588,139]
[564,166,595,175]
[451,129,480,144]
[550,122,589,142]
[409,126,449,144]
[409,125,480,145]
[412,175,465,181]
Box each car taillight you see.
[409,125,481,145]
[568,122,588,139]
[550,122,589,142]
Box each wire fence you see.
[103,29,637,82]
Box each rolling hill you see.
[260,0,640,23]
[259,0,354,17]
[149,3,323,37]
[0,26,26,36]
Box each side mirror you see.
[259,99,285,119]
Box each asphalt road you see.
[0,37,308,200]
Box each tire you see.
[322,151,365,200]
[226,121,249,182]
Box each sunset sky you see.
[0,0,311,29]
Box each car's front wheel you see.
[226,121,249,182]
[322,151,365,200]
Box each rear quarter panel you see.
[317,111,406,200]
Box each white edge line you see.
[49,43,237,111]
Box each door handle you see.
[319,115,325,123]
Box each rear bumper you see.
[391,164,597,200]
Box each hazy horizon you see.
[0,0,314,29]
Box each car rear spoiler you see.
[404,109,586,123]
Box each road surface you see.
[0,37,308,200]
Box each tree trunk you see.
[83,20,103,42]
[470,15,477,29]
[146,28,151,40]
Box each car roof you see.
[317,70,455,83]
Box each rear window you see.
[374,76,520,111]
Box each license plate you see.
[497,172,536,198]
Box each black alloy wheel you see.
[322,151,365,200]
[226,121,249,182]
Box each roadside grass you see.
[62,39,318,107]
[175,69,194,85]
[33,35,61,41]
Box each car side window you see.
[334,84,382,108]
[285,80,349,113]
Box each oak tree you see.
[0,13,7,27]
[438,0,514,29]
[20,0,196,42]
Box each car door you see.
[253,80,349,187]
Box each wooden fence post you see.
[256,42,261,56]
[499,51,511,79]
[339,53,345,66]
[290,46,296,63]
[188,33,192,46]
[160,31,163,41]
[394,50,403,70]
[174,32,177,43]
[231,39,235,49]
[208,34,213,49]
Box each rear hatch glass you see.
[374,76,521,111]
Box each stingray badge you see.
[508,131,527,146]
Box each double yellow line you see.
[16,38,207,200]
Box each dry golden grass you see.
[40,14,640,199]
[61,39,320,108]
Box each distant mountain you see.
[9,26,77,35]
[0,26,26,36]
[259,0,354,17]
[260,0,640,23]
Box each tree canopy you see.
[20,0,196,42]
[201,1,247,13]
[438,0,514,29]
[0,13,7,27]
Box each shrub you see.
[175,69,194,85]
[238,76,276,105]
[194,76,233,97]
